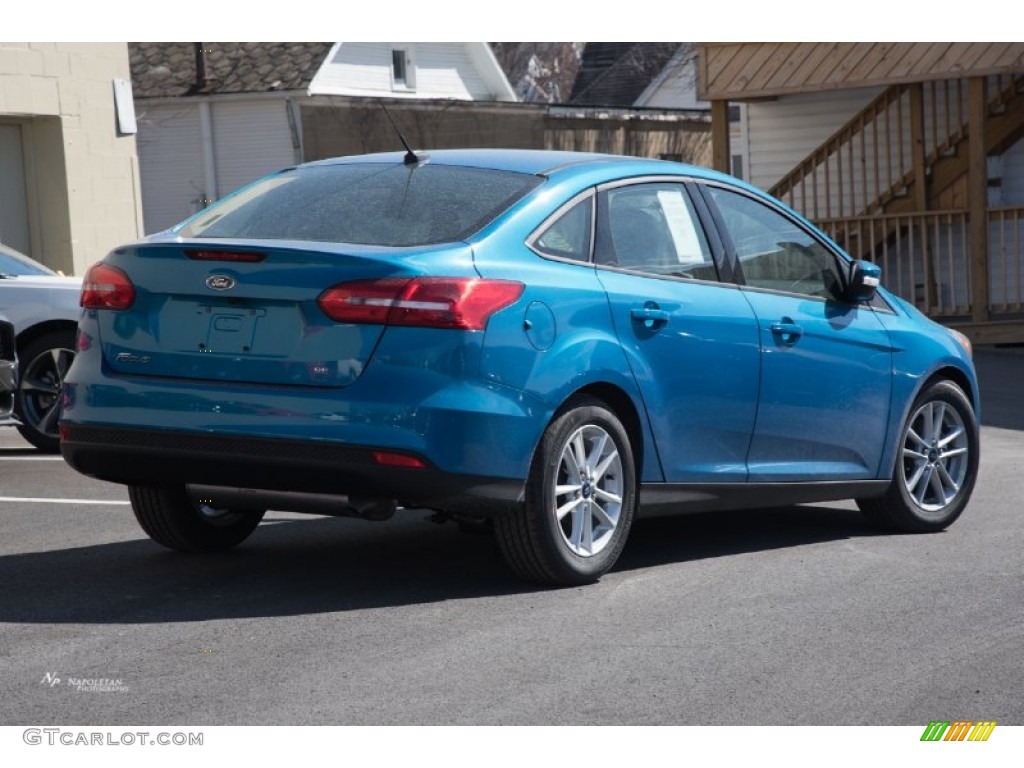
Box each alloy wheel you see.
[19,346,74,441]
[900,399,969,517]
[552,424,624,557]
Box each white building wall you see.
[745,87,882,194]
[0,42,142,274]
[310,43,499,100]
[999,135,1024,205]
[136,99,295,234]
[136,103,205,234]
[211,99,295,198]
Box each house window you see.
[391,47,415,91]
[392,50,407,85]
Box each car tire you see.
[495,397,637,586]
[857,380,979,532]
[129,485,265,553]
[15,327,76,453]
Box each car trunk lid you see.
[93,240,476,388]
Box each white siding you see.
[136,103,205,234]
[1000,135,1024,205]
[310,42,496,100]
[635,55,707,111]
[745,88,882,193]
[211,100,295,198]
[136,99,295,234]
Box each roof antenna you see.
[379,102,426,165]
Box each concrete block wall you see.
[0,42,143,275]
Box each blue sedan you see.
[60,150,980,586]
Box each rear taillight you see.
[81,263,136,310]
[318,278,523,331]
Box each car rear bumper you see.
[60,423,524,512]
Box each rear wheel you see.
[15,328,76,453]
[858,380,978,532]
[129,486,265,552]
[495,397,637,586]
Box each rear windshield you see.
[176,162,543,246]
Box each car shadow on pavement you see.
[0,503,883,624]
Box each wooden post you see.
[711,99,730,173]
[968,77,989,323]
[909,83,933,310]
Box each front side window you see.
[706,186,844,299]
[595,183,716,280]
[175,163,542,247]
[531,196,592,261]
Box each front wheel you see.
[129,486,265,552]
[858,380,979,532]
[495,397,637,586]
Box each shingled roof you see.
[129,42,333,98]
[569,43,684,107]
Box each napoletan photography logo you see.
[920,720,997,741]
[40,672,129,694]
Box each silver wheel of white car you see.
[15,328,76,453]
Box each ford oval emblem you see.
[206,275,236,291]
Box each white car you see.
[0,243,82,451]
[0,316,16,426]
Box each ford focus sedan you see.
[60,150,980,586]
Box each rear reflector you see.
[372,451,427,469]
[318,277,523,331]
[81,262,136,310]
[185,249,266,263]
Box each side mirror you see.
[847,260,881,302]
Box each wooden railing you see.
[819,211,971,317]
[771,76,1023,221]
[989,205,1024,313]
[819,205,1024,318]
[771,84,911,220]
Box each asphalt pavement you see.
[0,349,1021,725]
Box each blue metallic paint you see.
[62,150,978,514]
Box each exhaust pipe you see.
[187,485,396,521]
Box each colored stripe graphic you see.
[920,720,996,741]
[921,721,950,741]
[968,721,997,741]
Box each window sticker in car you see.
[657,189,706,266]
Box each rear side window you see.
[531,197,593,261]
[176,163,543,247]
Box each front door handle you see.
[770,319,803,345]
[631,305,669,329]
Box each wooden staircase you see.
[769,75,1024,228]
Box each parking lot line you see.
[0,496,130,505]
[0,456,66,460]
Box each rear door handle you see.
[631,305,669,329]
[770,320,803,345]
